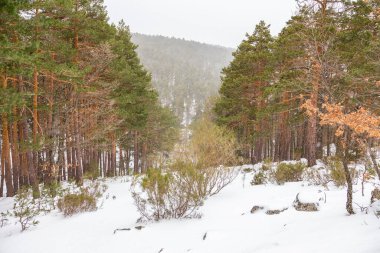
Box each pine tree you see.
[215,21,274,163]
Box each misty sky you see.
[104,0,298,48]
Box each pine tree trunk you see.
[0,138,4,197]
[2,74,14,197]
[306,60,320,167]
[46,73,55,185]
[75,104,83,186]
[32,67,41,198]
[119,147,124,176]
[18,117,28,187]
[11,110,20,193]
[279,93,291,161]
[126,148,130,176]
[141,141,147,174]
[111,134,117,177]
[134,131,139,174]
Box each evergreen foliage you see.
[0,0,179,197]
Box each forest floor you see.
[1,163,380,253]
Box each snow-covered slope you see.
[1,171,379,253]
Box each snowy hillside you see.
[1,165,379,253]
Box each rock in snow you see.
[250,205,264,214]
[293,190,325,212]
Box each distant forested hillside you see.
[132,34,233,125]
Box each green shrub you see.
[261,164,271,171]
[57,193,97,217]
[330,163,346,187]
[37,182,65,213]
[13,188,40,232]
[251,171,266,185]
[242,168,253,173]
[326,156,358,187]
[57,181,107,217]
[262,158,273,171]
[274,162,305,184]
[84,162,100,180]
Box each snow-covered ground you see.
[1,169,379,253]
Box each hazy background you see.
[104,0,298,48]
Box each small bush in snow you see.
[37,182,65,213]
[274,162,305,184]
[261,158,273,171]
[57,193,97,216]
[0,211,10,228]
[302,167,329,186]
[13,188,40,232]
[326,157,346,187]
[57,181,107,217]
[132,167,204,221]
[251,171,266,185]
[326,156,358,187]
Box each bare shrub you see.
[188,117,239,195]
[131,167,203,221]
[303,167,330,186]
[132,117,240,221]
[0,211,10,228]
